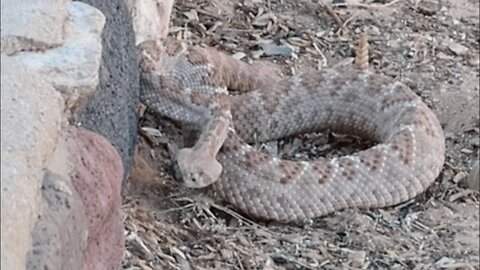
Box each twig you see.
[334,0,404,9]
[210,202,259,226]
[269,253,319,270]
[335,13,357,35]
[321,1,349,35]
[195,8,225,20]
[312,42,328,68]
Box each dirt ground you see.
[122,0,479,269]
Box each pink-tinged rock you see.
[67,127,124,270]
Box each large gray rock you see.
[1,0,67,54]
[18,2,105,114]
[1,57,64,270]
[1,0,142,268]
[1,1,106,269]
[77,0,140,182]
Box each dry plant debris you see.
[123,0,479,269]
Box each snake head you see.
[173,148,222,188]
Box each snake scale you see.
[138,38,445,222]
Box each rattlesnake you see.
[138,38,445,222]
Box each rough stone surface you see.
[1,57,63,270]
[0,0,67,53]
[1,1,112,269]
[25,126,125,270]
[126,0,174,44]
[68,127,124,270]
[26,170,89,270]
[77,0,140,183]
[19,1,105,115]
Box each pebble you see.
[460,148,474,154]
[467,161,479,191]
[436,51,454,60]
[467,56,480,66]
[348,250,367,268]
[259,43,294,57]
[469,137,480,147]
[417,0,440,16]
[453,171,468,183]
[445,40,469,55]
[232,52,246,60]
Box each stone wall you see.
[0,0,173,269]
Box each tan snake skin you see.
[138,39,445,223]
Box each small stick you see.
[336,0,404,9]
[335,13,357,35]
[321,1,349,35]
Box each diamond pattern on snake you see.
[138,38,445,223]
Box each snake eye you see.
[170,163,183,183]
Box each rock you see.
[1,57,63,270]
[436,51,454,60]
[453,171,468,184]
[443,39,469,55]
[26,124,126,270]
[26,170,89,270]
[26,126,124,270]
[467,56,480,66]
[67,128,124,270]
[259,42,294,57]
[467,161,479,191]
[19,1,105,115]
[416,0,440,16]
[232,52,247,60]
[1,1,122,269]
[126,0,174,44]
[348,250,367,268]
[469,136,480,147]
[460,148,474,154]
[435,257,459,268]
[77,0,140,181]
[0,0,67,54]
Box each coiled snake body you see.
[138,39,445,222]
